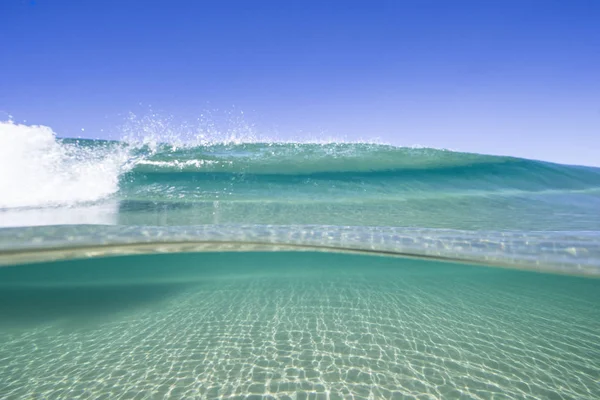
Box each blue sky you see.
[1,0,599,165]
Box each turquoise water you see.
[1,125,600,398]
[1,252,599,399]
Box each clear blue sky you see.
[1,0,599,165]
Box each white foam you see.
[0,121,129,209]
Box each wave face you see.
[112,140,600,231]
[125,142,600,191]
[130,141,598,179]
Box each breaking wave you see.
[0,121,129,208]
[2,121,600,209]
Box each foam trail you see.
[0,121,129,209]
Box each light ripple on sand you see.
[0,253,599,399]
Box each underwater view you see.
[0,121,599,399]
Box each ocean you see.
[0,121,599,399]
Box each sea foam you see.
[0,121,128,209]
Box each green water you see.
[1,252,599,399]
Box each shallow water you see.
[1,251,599,399]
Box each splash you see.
[120,110,387,148]
[0,121,129,208]
[121,110,262,150]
